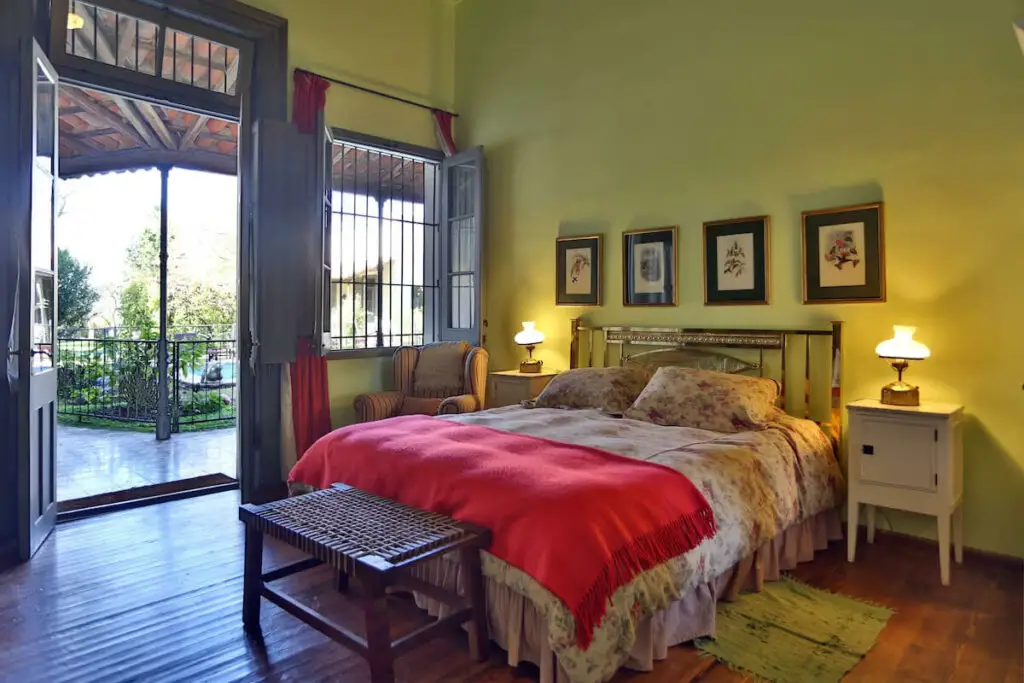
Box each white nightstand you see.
[488,370,559,409]
[846,398,965,585]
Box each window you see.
[53,0,250,116]
[328,136,441,351]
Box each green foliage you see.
[57,248,100,330]
[124,224,162,281]
[168,281,235,330]
[119,281,157,338]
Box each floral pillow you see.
[534,367,650,414]
[623,366,779,433]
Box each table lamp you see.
[875,325,930,406]
[514,321,544,374]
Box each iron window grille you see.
[328,135,442,352]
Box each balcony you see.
[56,329,237,504]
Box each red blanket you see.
[289,415,716,649]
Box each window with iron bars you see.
[328,136,441,351]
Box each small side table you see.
[239,484,492,683]
[488,369,559,408]
[846,399,964,585]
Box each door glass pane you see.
[449,274,474,329]
[35,63,55,174]
[31,166,54,271]
[33,60,56,272]
[32,272,55,374]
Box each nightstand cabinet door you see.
[488,372,557,409]
[853,415,937,491]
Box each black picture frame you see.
[623,226,677,306]
[802,202,886,304]
[555,235,602,306]
[703,216,770,306]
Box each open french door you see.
[9,40,60,559]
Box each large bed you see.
[290,319,847,683]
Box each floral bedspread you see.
[441,406,844,683]
[290,406,843,683]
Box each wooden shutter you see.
[251,118,315,364]
[439,146,484,345]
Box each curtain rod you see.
[295,68,458,118]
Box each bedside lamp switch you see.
[862,444,874,455]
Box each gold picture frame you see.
[622,226,678,307]
[702,215,771,306]
[801,202,886,304]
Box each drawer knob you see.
[862,444,874,455]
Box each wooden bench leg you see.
[364,578,395,683]
[242,525,264,633]
[460,546,489,662]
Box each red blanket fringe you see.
[573,508,716,649]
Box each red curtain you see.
[293,70,330,134]
[289,69,332,458]
[433,109,457,156]
[290,338,332,459]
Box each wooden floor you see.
[58,425,237,502]
[0,491,1019,683]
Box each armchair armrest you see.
[353,391,404,423]
[438,394,482,415]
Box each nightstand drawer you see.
[854,416,937,491]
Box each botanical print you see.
[565,247,592,295]
[633,243,664,294]
[716,233,755,291]
[818,222,866,288]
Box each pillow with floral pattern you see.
[623,366,779,432]
[533,367,650,414]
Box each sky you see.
[57,168,238,323]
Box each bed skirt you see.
[407,508,844,683]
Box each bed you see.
[290,319,847,683]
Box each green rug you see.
[696,576,894,683]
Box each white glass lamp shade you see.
[875,325,930,361]
[514,321,544,347]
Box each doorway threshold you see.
[57,474,237,522]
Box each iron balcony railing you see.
[57,336,236,431]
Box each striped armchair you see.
[353,343,489,422]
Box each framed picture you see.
[802,202,886,304]
[623,226,677,306]
[703,216,770,305]
[555,235,602,306]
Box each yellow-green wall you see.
[455,0,1024,556]
[243,0,455,425]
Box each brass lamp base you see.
[881,381,920,406]
[520,359,543,374]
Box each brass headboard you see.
[569,318,843,439]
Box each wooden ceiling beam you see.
[109,95,163,149]
[179,115,209,151]
[62,87,147,148]
[136,101,177,149]
[60,135,100,156]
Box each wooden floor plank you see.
[0,491,1019,683]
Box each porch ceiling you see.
[59,85,239,177]
[59,91,429,203]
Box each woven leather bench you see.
[239,483,492,683]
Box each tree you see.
[57,248,100,330]
[118,280,157,338]
[167,281,236,331]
